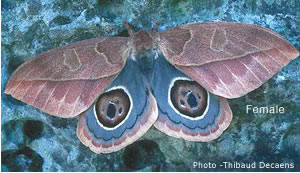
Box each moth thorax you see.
[132,30,155,52]
[170,79,208,119]
[95,88,131,128]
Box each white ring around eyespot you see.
[93,85,133,131]
[168,77,210,121]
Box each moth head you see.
[169,78,208,119]
[94,87,132,129]
[122,20,159,53]
[130,30,156,52]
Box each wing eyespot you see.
[94,86,132,130]
[168,77,210,120]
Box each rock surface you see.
[1,0,299,171]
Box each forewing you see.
[159,22,299,98]
[5,37,129,118]
[77,59,158,153]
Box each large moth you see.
[5,21,299,153]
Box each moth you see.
[5,21,299,153]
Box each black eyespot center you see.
[107,103,116,119]
[187,93,198,109]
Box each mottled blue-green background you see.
[1,0,299,171]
